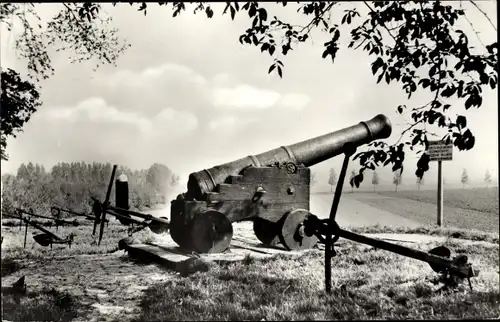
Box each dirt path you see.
[2,252,175,322]
[310,194,422,228]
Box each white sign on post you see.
[427,140,453,227]
[427,140,453,161]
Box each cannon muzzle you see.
[187,114,392,199]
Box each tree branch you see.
[468,0,497,32]
[362,1,398,44]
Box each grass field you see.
[131,240,499,321]
[375,187,499,214]
[348,188,499,233]
[1,220,159,260]
[2,187,499,321]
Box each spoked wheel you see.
[190,210,233,254]
[278,209,318,251]
[253,218,280,247]
[149,217,170,234]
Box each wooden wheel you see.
[253,218,280,246]
[278,209,318,251]
[190,210,233,254]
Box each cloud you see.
[45,97,153,134]
[212,84,281,109]
[276,93,311,110]
[208,115,258,131]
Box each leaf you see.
[269,45,275,56]
[277,66,283,78]
[332,29,340,43]
[230,6,236,20]
[258,8,267,21]
[205,7,214,18]
[268,64,276,74]
[371,57,384,75]
[456,115,467,129]
[419,78,431,89]
[440,85,457,98]
[252,35,259,46]
[249,4,256,17]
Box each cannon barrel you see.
[187,114,392,199]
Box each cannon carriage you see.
[168,114,392,254]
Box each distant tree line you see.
[327,167,495,192]
[1,161,180,218]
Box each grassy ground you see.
[349,225,499,244]
[351,191,499,233]
[375,187,499,214]
[2,222,499,321]
[132,239,499,321]
[1,220,158,259]
[2,191,499,321]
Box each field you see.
[347,188,499,233]
[375,187,499,214]
[1,187,499,321]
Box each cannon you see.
[94,113,479,293]
[168,114,392,253]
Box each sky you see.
[1,1,498,191]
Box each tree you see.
[125,1,496,188]
[3,2,497,183]
[170,174,181,187]
[484,169,492,187]
[328,168,338,192]
[310,171,317,186]
[416,174,424,191]
[349,169,357,193]
[0,3,130,159]
[393,169,402,192]
[371,170,379,192]
[461,168,469,188]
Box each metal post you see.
[325,144,355,293]
[23,220,29,248]
[437,160,444,227]
[98,165,117,246]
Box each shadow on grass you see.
[1,258,22,277]
[1,287,90,322]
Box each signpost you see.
[427,140,453,227]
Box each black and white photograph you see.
[1,1,498,321]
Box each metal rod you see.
[437,160,444,227]
[98,165,118,246]
[23,220,28,248]
[23,218,64,241]
[107,209,148,226]
[337,229,469,276]
[16,208,76,225]
[325,148,353,293]
[106,205,170,226]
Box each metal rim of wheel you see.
[278,209,318,251]
[190,210,233,254]
[253,218,280,247]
